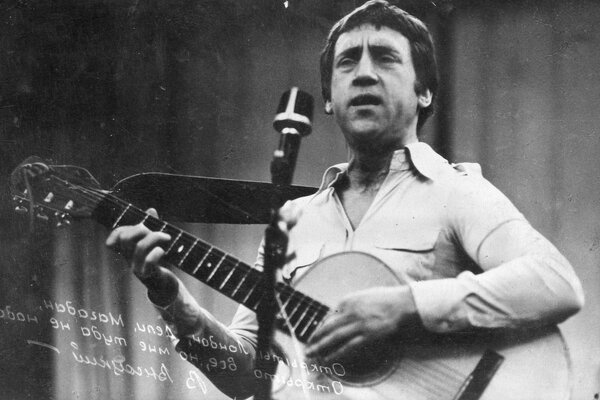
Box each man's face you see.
[328,24,430,150]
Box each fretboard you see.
[93,192,328,342]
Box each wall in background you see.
[451,2,600,398]
[0,1,597,399]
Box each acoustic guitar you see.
[10,158,571,400]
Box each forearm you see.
[174,317,257,399]
[410,245,584,333]
[154,279,259,399]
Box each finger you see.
[106,225,151,254]
[305,319,358,358]
[106,207,159,248]
[319,335,365,365]
[105,227,122,247]
[277,201,302,231]
[131,231,171,273]
[307,312,348,345]
[135,246,166,279]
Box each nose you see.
[352,53,378,86]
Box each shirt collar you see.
[404,141,450,181]
[317,142,449,191]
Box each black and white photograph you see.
[0,1,598,399]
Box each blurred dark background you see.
[0,0,598,399]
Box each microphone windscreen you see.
[273,87,314,136]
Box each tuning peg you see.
[54,212,72,228]
[36,212,49,222]
[15,205,29,214]
[56,219,71,228]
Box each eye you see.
[337,57,356,67]
[378,54,398,63]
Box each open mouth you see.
[349,94,382,107]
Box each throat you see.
[338,149,396,229]
[347,151,392,190]
[336,173,385,230]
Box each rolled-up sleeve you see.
[409,175,584,333]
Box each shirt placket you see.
[330,189,356,252]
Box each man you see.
[106,1,584,398]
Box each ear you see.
[417,89,432,108]
[324,100,334,115]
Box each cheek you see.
[329,78,344,104]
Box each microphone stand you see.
[254,88,312,400]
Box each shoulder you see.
[405,142,523,220]
[405,141,488,189]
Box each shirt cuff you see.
[409,276,472,333]
[150,277,207,338]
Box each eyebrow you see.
[335,43,400,62]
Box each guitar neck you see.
[92,191,327,343]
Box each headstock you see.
[10,157,105,226]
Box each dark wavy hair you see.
[320,0,438,130]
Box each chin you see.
[347,132,398,154]
[344,120,384,137]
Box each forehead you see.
[334,24,411,57]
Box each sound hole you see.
[323,339,398,386]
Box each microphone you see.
[256,87,313,400]
[271,87,314,186]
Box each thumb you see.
[277,201,302,232]
[146,207,159,218]
[142,266,179,307]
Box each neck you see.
[346,148,395,190]
[344,127,418,190]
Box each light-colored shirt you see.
[277,142,583,332]
[156,142,584,397]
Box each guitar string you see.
[396,362,461,399]
[400,358,468,398]
[402,358,465,384]
[49,176,473,399]
[274,293,313,400]
[53,178,331,324]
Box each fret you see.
[307,307,329,340]
[230,267,265,307]
[112,204,131,228]
[231,267,251,297]
[247,287,264,311]
[298,310,320,340]
[194,250,230,285]
[165,231,182,254]
[293,306,310,331]
[277,289,293,310]
[275,287,328,342]
[93,193,330,340]
[144,216,163,232]
[299,315,315,338]
[206,252,227,282]
[157,221,168,232]
[139,212,150,226]
[242,280,262,310]
[178,238,198,267]
[283,300,303,326]
[218,261,237,291]
[191,246,213,275]
[40,167,333,344]
[206,255,244,296]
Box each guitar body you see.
[9,160,572,400]
[270,252,571,400]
